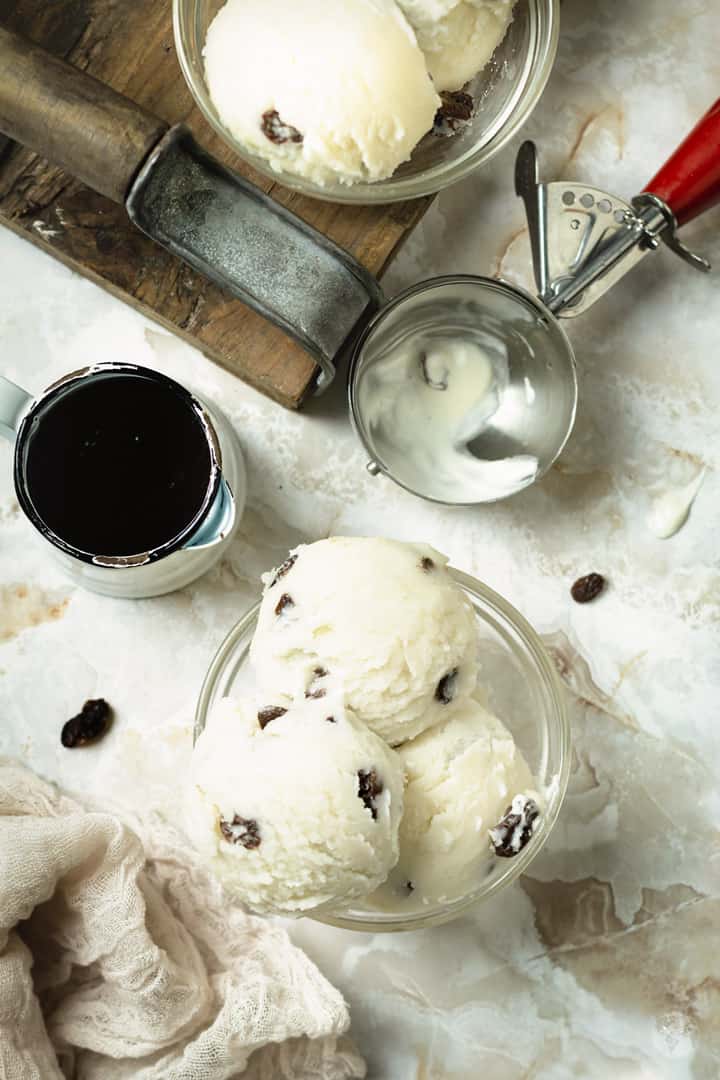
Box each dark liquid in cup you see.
[21,370,213,556]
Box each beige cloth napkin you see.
[0,761,365,1080]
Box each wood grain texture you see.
[0,1,433,408]
[0,26,169,203]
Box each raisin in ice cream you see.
[203,0,440,186]
[249,537,479,746]
[397,0,515,92]
[375,696,539,906]
[187,691,404,915]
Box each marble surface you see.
[2,0,720,1075]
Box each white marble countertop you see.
[1,0,719,1075]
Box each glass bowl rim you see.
[194,565,571,932]
[172,0,561,204]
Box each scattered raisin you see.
[325,716,336,724]
[257,705,287,729]
[219,814,261,849]
[420,556,435,572]
[357,769,383,820]
[489,795,540,858]
[261,110,303,145]
[406,880,415,893]
[275,592,295,616]
[435,668,458,704]
[269,553,297,587]
[313,666,329,678]
[433,90,474,135]
[305,688,327,700]
[61,699,112,748]
[571,573,606,604]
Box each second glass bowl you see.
[174,0,559,204]
[195,568,569,931]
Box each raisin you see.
[357,769,383,820]
[406,880,415,893]
[325,716,336,723]
[435,668,458,704]
[433,90,474,135]
[261,110,303,145]
[269,553,297,588]
[571,573,606,604]
[275,592,294,616]
[257,705,287,729]
[61,698,112,748]
[420,556,435,572]
[305,666,328,698]
[489,795,540,858]
[219,814,261,849]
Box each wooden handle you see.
[643,98,720,227]
[0,26,168,203]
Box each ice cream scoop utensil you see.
[515,99,719,318]
[350,99,720,504]
[1,25,717,505]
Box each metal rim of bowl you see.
[172,0,560,205]
[194,567,571,932]
[13,362,223,566]
[347,274,579,506]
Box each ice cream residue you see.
[647,470,705,539]
[356,334,538,503]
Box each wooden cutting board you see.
[0,2,433,409]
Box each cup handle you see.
[0,375,32,443]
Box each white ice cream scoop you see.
[250,537,480,745]
[370,697,539,909]
[187,690,405,915]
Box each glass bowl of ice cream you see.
[190,538,569,931]
[174,0,559,203]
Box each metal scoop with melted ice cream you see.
[355,329,539,503]
[350,100,720,504]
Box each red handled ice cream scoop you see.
[349,100,720,505]
[516,97,720,318]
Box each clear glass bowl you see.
[195,568,570,931]
[173,0,559,204]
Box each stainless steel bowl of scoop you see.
[349,99,720,505]
[350,273,577,505]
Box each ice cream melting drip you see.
[647,470,705,539]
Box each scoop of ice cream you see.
[204,0,440,186]
[397,0,514,91]
[250,537,479,745]
[376,697,539,906]
[186,690,404,915]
